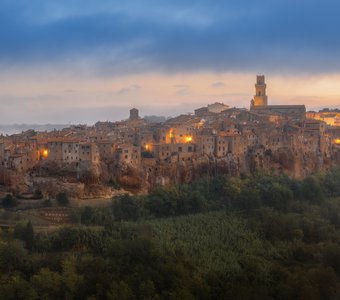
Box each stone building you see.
[0,142,4,163]
[250,75,306,120]
[215,134,230,158]
[79,143,100,163]
[195,102,230,117]
[253,75,268,106]
[306,110,340,127]
[116,144,141,166]
[96,141,115,161]
[196,130,216,156]
[62,141,81,164]
[47,140,63,161]
[129,108,139,121]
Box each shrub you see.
[56,192,69,206]
[2,194,18,208]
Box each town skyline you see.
[1,73,340,125]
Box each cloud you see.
[0,0,340,75]
[211,82,225,88]
[174,85,190,96]
[117,84,141,94]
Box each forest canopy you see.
[1,168,340,299]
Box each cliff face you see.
[121,147,340,191]
[245,145,336,179]
[1,145,339,197]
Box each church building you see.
[250,75,306,120]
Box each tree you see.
[113,194,140,221]
[107,281,134,300]
[33,189,43,199]
[61,257,84,298]
[13,221,34,250]
[25,221,34,251]
[0,240,27,273]
[265,182,294,211]
[302,176,325,204]
[56,192,69,206]
[31,268,62,299]
[81,206,95,225]
[2,194,17,208]
[0,275,37,300]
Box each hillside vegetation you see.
[1,169,340,299]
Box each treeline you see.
[79,168,340,223]
[1,169,340,299]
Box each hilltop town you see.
[1,76,340,199]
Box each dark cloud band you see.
[0,0,339,74]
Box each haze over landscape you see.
[1,0,340,124]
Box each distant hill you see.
[0,124,69,135]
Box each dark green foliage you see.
[43,199,52,207]
[146,186,200,217]
[2,194,18,208]
[31,268,63,299]
[0,275,37,300]
[25,221,34,251]
[56,192,69,206]
[33,189,43,199]
[302,176,325,204]
[80,206,95,225]
[322,168,340,197]
[113,194,140,221]
[14,221,34,250]
[0,240,27,273]
[1,168,340,299]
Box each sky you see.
[1,0,340,124]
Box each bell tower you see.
[253,75,268,107]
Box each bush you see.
[56,192,69,206]
[33,190,43,199]
[113,194,140,221]
[2,194,18,208]
[43,199,52,207]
